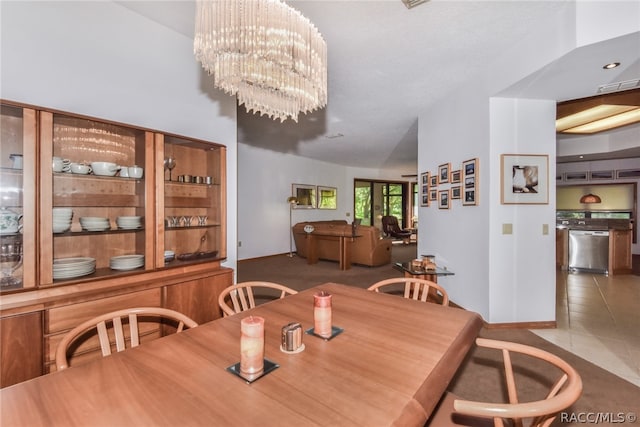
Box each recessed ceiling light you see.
[603,62,620,70]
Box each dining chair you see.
[427,337,583,427]
[218,281,298,316]
[367,277,449,306]
[55,307,198,371]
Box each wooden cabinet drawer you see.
[45,288,161,371]
[47,288,161,334]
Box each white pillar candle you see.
[240,316,265,377]
[314,291,332,338]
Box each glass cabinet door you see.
[39,111,154,286]
[156,134,226,267]
[0,103,36,291]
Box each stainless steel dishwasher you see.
[568,230,609,274]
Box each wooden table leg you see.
[305,234,318,265]
[339,237,352,270]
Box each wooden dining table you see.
[0,283,483,427]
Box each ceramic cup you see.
[52,157,71,173]
[70,163,92,175]
[9,154,23,170]
[128,165,143,179]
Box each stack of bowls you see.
[80,217,110,232]
[52,208,73,233]
[164,250,175,263]
[109,254,144,271]
[116,216,142,230]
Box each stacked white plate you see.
[53,257,96,279]
[110,254,144,271]
[80,217,110,232]
[52,208,73,233]
[116,216,142,230]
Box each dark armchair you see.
[381,215,412,242]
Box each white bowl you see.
[91,162,120,176]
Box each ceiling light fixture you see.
[193,0,328,123]
[603,62,620,69]
[556,88,640,134]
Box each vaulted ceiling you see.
[117,1,640,174]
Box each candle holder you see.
[226,359,279,384]
[305,325,344,341]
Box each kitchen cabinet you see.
[609,229,632,275]
[0,312,42,388]
[0,104,37,290]
[556,228,568,270]
[0,101,231,386]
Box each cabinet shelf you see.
[48,266,148,286]
[53,228,144,237]
[164,224,220,231]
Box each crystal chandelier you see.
[194,0,328,123]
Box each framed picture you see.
[451,186,461,200]
[430,174,437,187]
[438,163,450,184]
[429,189,437,201]
[438,189,450,209]
[464,189,476,205]
[317,186,337,209]
[292,184,316,209]
[450,170,461,184]
[462,157,478,206]
[463,158,476,178]
[420,172,429,207]
[500,154,548,205]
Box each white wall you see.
[237,142,411,260]
[417,1,639,324]
[1,2,239,272]
[489,98,557,324]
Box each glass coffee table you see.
[393,261,454,283]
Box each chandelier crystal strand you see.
[194,0,327,122]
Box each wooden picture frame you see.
[438,189,450,209]
[430,174,437,187]
[451,186,461,200]
[450,169,461,184]
[464,189,476,205]
[420,172,429,207]
[438,163,450,184]
[317,186,337,209]
[500,154,548,205]
[292,183,316,209]
[462,157,479,206]
[429,189,437,201]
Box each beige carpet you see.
[238,246,640,426]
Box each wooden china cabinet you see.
[0,100,231,387]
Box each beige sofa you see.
[292,220,392,267]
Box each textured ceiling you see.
[117,0,640,174]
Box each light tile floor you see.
[531,271,640,387]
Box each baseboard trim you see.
[483,320,557,330]
[239,253,294,263]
